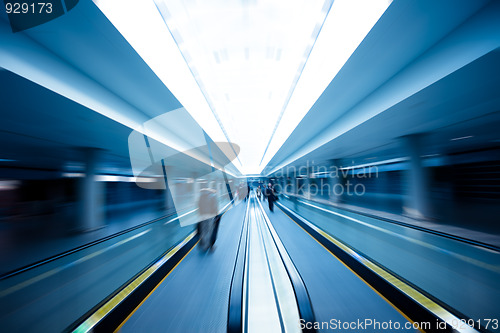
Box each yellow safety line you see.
[297,200,500,273]
[114,240,199,332]
[277,203,478,333]
[115,200,237,331]
[72,200,237,333]
[72,232,196,333]
[280,209,423,332]
[0,230,150,298]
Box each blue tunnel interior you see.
[0,1,500,332]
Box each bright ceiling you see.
[93,0,391,175]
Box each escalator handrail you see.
[256,198,317,333]
[1,194,235,280]
[0,209,189,280]
[275,201,481,333]
[282,193,500,252]
[68,199,235,333]
[227,198,251,333]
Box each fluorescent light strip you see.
[2,17,219,172]
[92,0,232,165]
[259,0,392,173]
[259,0,335,166]
[152,0,236,162]
[150,0,333,174]
[450,136,473,141]
[339,157,408,171]
[93,0,390,175]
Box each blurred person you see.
[256,185,262,200]
[265,183,277,212]
[197,186,218,251]
[209,213,221,250]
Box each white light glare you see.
[94,0,390,175]
[450,135,474,141]
[153,0,331,174]
[92,0,231,163]
[260,0,392,172]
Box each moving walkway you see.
[1,191,493,332]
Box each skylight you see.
[94,0,391,175]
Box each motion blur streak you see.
[0,1,499,333]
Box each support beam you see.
[329,159,342,203]
[403,134,430,219]
[77,148,103,231]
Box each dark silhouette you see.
[265,183,277,212]
[256,185,262,200]
[209,214,221,249]
[198,187,218,250]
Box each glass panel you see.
[278,196,500,327]
[0,213,195,332]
